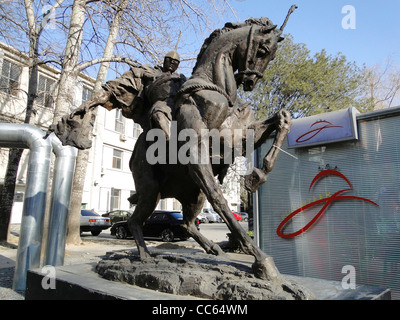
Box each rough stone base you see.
[95,250,315,300]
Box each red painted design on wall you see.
[296,120,343,143]
[276,170,379,239]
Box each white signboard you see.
[287,107,359,148]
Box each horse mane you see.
[192,17,276,73]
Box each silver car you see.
[197,213,208,223]
[80,210,111,236]
[201,208,222,223]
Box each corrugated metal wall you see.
[257,108,400,299]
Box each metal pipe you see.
[45,133,77,266]
[0,123,77,291]
[0,123,52,291]
[252,148,260,247]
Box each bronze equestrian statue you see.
[49,6,297,281]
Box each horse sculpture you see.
[50,6,297,281]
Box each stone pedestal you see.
[25,249,391,300]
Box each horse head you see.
[233,17,284,92]
[191,6,296,99]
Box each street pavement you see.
[0,221,249,300]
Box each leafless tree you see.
[0,0,65,242]
[0,0,235,244]
[365,59,400,110]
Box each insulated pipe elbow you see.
[0,123,51,151]
[0,123,78,289]
[45,134,77,266]
[0,123,52,291]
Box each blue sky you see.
[229,0,400,68]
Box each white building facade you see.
[83,107,140,214]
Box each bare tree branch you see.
[74,56,141,73]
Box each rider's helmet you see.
[165,50,180,62]
[163,50,180,73]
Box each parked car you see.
[102,210,133,224]
[232,212,242,221]
[80,210,111,236]
[197,213,208,223]
[201,208,222,223]
[110,210,200,241]
[238,212,249,222]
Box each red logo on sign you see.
[296,120,343,143]
[276,170,379,239]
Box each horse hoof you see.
[278,109,292,130]
[252,257,281,281]
[211,243,227,257]
[138,250,152,261]
[244,168,267,192]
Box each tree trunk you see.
[66,149,89,245]
[0,149,23,242]
[65,0,127,245]
[0,2,41,241]
[53,0,86,125]
[51,0,86,245]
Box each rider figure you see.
[147,50,186,140]
[48,50,185,148]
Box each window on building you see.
[82,86,92,102]
[37,74,56,108]
[112,149,122,169]
[0,59,21,96]
[115,109,125,133]
[173,199,181,211]
[159,199,167,210]
[110,188,121,210]
[133,122,142,139]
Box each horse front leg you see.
[127,134,161,260]
[127,197,157,260]
[176,101,281,280]
[181,192,225,256]
[187,160,281,281]
[244,109,291,192]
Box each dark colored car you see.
[102,210,133,224]
[80,210,111,236]
[238,212,249,222]
[110,210,199,242]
